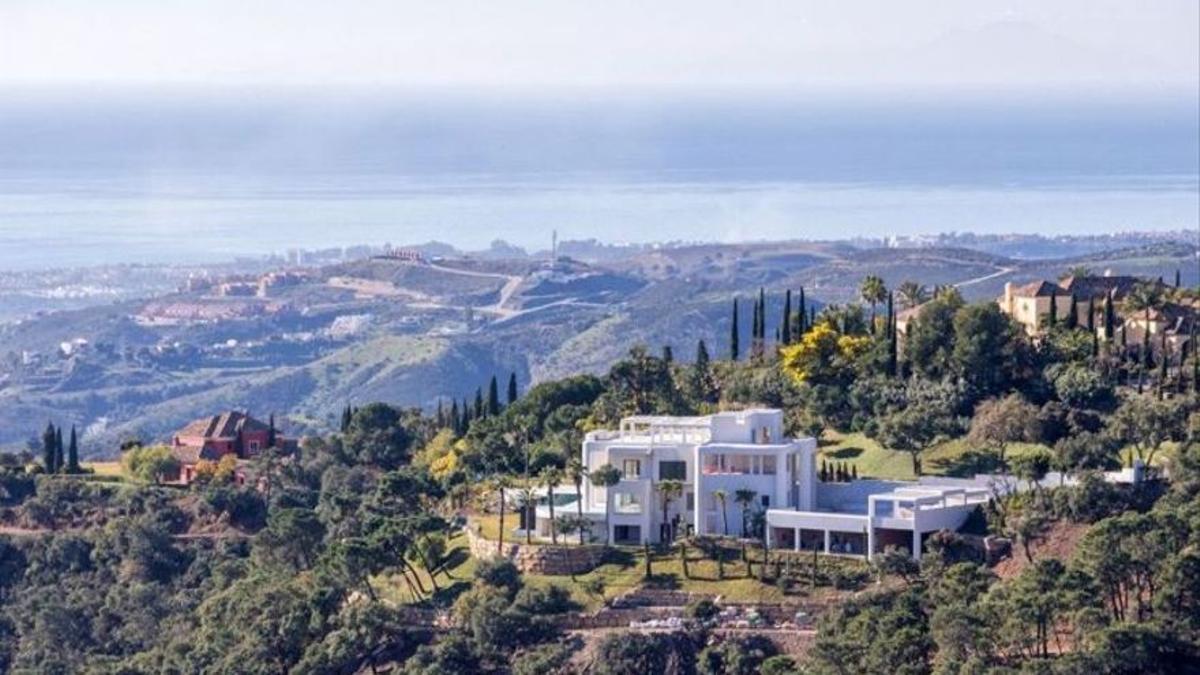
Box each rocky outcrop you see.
[465,527,606,575]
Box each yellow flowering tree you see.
[780,323,870,386]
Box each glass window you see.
[659,460,687,481]
[762,455,777,475]
[703,454,724,475]
[621,459,641,478]
[615,492,642,514]
[760,495,771,508]
[729,455,752,474]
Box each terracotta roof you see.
[170,444,223,464]
[1061,275,1147,300]
[1011,280,1066,298]
[175,411,269,440]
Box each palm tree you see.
[566,458,588,544]
[896,281,929,310]
[860,275,888,332]
[589,464,622,546]
[734,488,758,537]
[655,479,684,543]
[517,484,537,545]
[493,475,511,553]
[1124,282,1166,394]
[540,466,564,545]
[713,489,730,536]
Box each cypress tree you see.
[1086,298,1095,333]
[507,372,519,405]
[67,426,80,473]
[819,459,827,482]
[782,289,792,345]
[809,305,817,329]
[1066,295,1078,329]
[663,345,673,363]
[1047,289,1058,329]
[449,399,459,433]
[851,465,858,480]
[340,405,352,432]
[1092,324,1100,358]
[759,288,767,340]
[797,287,807,337]
[54,427,64,473]
[487,376,501,416]
[888,314,899,377]
[1159,330,1168,399]
[475,387,485,419]
[42,422,56,473]
[267,413,277,448]
[730,299,740,361]
[1175,268,1182,288]
[1104,293,1116,340]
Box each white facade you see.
[535,409,989,560]
[567,409,816,545]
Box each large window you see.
[615,492,642,514]
[728,455,753,474]
[762,455,777,475]
[659,460,687,481]
[621,459,641,479]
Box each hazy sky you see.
[1,0,1196,91]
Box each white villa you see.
[532,409,991,561]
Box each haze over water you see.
[0,91,1197,271]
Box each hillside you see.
[1,239,1196,456]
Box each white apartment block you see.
[533,409,989,561]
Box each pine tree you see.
[507,372,519,405]
[54,427,64,473]
[67,426,80,473]
[487,376,501,416]
[42,422,56,473]
[730,298,740,361]
[782,289,793,345]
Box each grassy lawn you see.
[819,431,1052,481]
[83,461,124,478]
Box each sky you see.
[0,0,1196,92]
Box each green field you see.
[819,431,1053,481]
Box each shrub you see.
[684,598,720,622]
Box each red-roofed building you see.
[169,411,288,485]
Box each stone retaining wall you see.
[465,527,607,575]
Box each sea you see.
[0,89,1196,271]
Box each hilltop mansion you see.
[532,409,989,561]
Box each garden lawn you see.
[819,431,1053,481]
